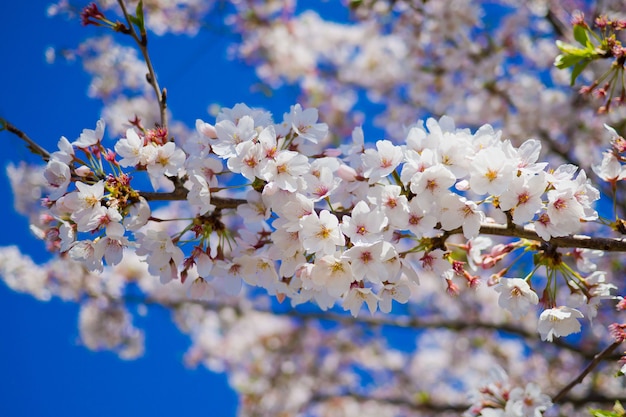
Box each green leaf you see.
[589,411,619,417]
[573,25,589,46]
[554,53,583,69]
[570,59,590,85]
[134,0,145,33]
[556,40,592,57]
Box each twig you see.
[1,118,51,161]
[552,341,623,403]
[117,0,168,130]
[126,294,620,360]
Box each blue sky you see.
[0,1,295,416]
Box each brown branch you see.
[474,223,626,252]
[1,118,51,161]
[130,295,620,361]
[552,341,623,403]
[139,187,246,209]
[117,0,167,130]
[310,390,621,415]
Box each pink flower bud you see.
[75,165,92,177]
[336,164,357,181]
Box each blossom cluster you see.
[29,98,620,345]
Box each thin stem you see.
[117,0,167,130]
[552,341,623,403]
[1,118,51,161]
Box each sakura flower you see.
[227,140,261,181]
[180,119,215,156]
[135,230,184,284]
[546,187,585,233]
[469,146,515,196]
[216,103,273,127]
[238,254,279,292]
[76,205,122,233]
[343,241,398,284]
[572,248,603,273]
[513,138,548,174]
[44,159,71,200]
[538,306,584,341]
[409,164,456,198]
[505,383,552,417]
[310,253,353,297]
[405,197,438,238]
[438,193,485,239]
[69,239,103,272]
[378,281,411,313]
[211,259,244,296]
[50,136,74,165]
[94,222,128,266]
[270,218,303,258]
[284,103,328,143]
[304,161,340,202]
[185,156,222,188]
[65,180,105,223]
[187,174,215,215]
[418,249,452,277]
[361,139,403,184]
[213,115,257,158]
[115,128,146,167]
[260,149,309,192]
[493,278,539,318]
[369,185,409,229]
[73,118,105,148]
[299,210,345,256]
[534,213,570,241]
[146,142,186,189]
[593,151,626,183]
[343,286,379,317]
[341,200,388,244]
[237,190,271,224]
[568,271,616,322]
[189,277,213,300]
[498,173,546,225]
[400,148,437,184]
[123,197,150,231]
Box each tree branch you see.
[1,118,51,161]
[117,0,167,130]
[128,295,620,361]
[552,340,623,403]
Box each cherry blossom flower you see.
[493,278,539,318]
[186,174,215,215]
[115,128,147,167]
[50,136,74,165]
[343,241,398,284]
[146,142,186,189]
[409,164,456,198]
[469,146,516,196]
[378,281,411,313]
[73,119,105,149]
[361,139,403,184]
[299,210,345,256]
[538,306,584,342]
[44,159,71,200]
[310,253,353,297]
[341,200,388,244]
[213,115,257,158]
[498,173,546,225]
[343,286,379,317]
[260,149,309,192]
[284,104,328,144]
[438,193,485,239]
[505,383,552,417]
